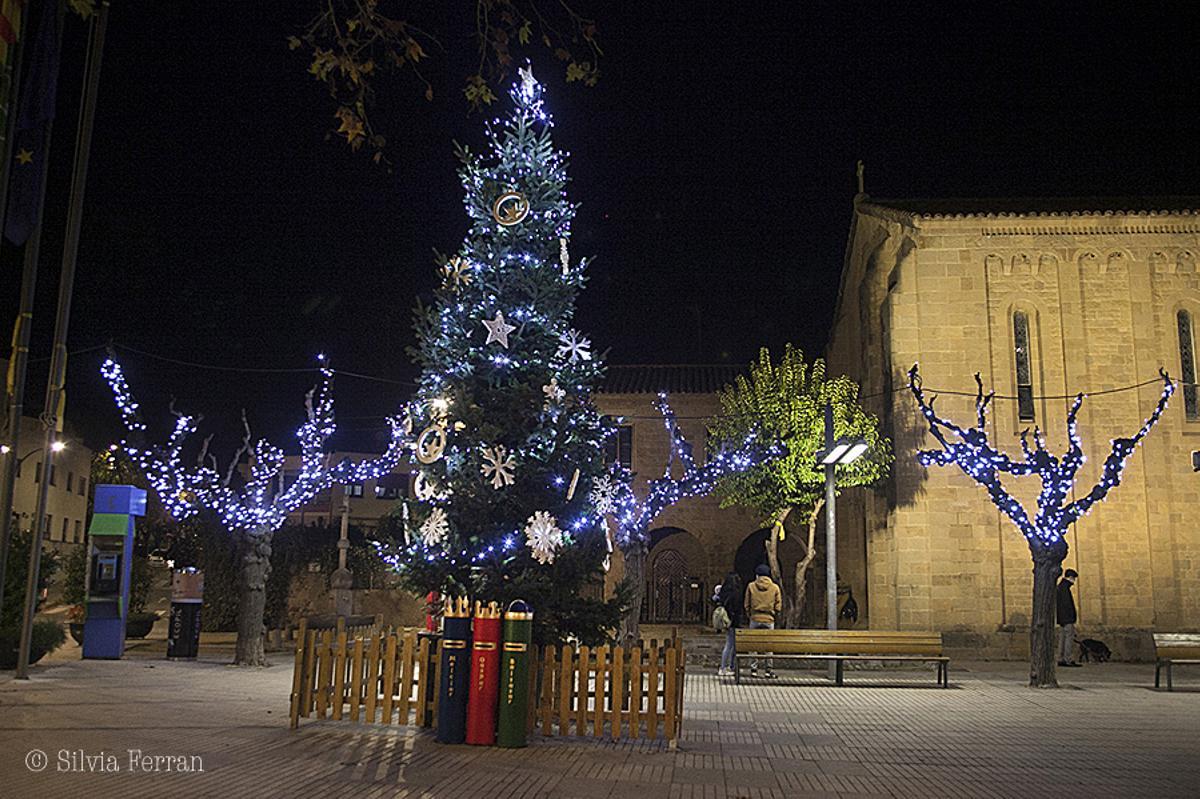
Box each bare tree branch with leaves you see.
[292,0,602,164]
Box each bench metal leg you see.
[735,655,741,685]
[1156,662,1161,689]
[943,662,949,688]
[1167,662,1173,692]
[835,659,844,686]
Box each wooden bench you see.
[735,629,950,687]
[1153,633,1200,691]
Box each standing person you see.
[716,571,743,677]
[1057,569,1080,667]
[744,564,781,678]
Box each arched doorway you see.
[734,528,771,592]
[642,527,707,623]
[733,526,820,627]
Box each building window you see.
[67,471,74,492]
[45,514,52,537]
[1013,311,1035,422]
[74,519,82,542]
[1179,309,1198,420]
[62,517,69,540]
[34,462,41,482]
[603,418,633,470]
[374,473,408,500]
[78,476,86,496]
[345,483,364,498]
[48,464,56,486]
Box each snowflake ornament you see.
[480,444,517,489]
[524,510,564,564]
[420,507,449,548]
[441,256,473,291]
[556,329,592,363]
[588,474,620,516]
[542,377,565,409]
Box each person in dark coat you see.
[1057,568,1079,667]
[716,571,742,676]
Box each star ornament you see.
[16,148,33,165]
[481,310,517,348]
[519,64,537,98]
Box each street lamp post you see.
[331,492,353,617]
[16,439,67,679]
[816,402,869,634]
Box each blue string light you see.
[102,357,409,537]
[909,364,1174,547]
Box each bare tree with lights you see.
[908,364,1173,687]
[604,393,786,643]
[102,357,409,666]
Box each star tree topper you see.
[482,310,518,348]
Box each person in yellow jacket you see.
[744,564,781,678]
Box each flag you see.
[0,1,25,171]
[0,0,22,66]
[4,0,59,246]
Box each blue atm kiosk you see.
[82,484,147,659]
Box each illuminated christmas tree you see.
[376,67,622,644]
[377,68,781,644]
[908,365,1173,687]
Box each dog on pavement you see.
[1075,638,1112,663]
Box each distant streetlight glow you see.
[50,441,66,453]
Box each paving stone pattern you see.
[1,654,1197,798]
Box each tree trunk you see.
[785,499,824,628]
[764,508,789,625]
[1028,538,1068,688]
[619,541,646,646]
[234,528,274,667]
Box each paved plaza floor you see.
[1,645,1197,798]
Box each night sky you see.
[3,2,1199,453]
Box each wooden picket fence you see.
[289,620,685,743]
[533,640,686,742]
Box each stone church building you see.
[826,195,1200,657]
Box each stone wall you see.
[827,198,1200,658]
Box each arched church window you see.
[1179,309,1198,420]
[1014,311,1035,422]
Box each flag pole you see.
[0,0,30,625]
[16,0,109,679]
[0,0,50,625]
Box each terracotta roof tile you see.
[599,364,744,394]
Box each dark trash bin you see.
[167,569,203,660]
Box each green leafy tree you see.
[374,68,623,645]
[710,345,892,627]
